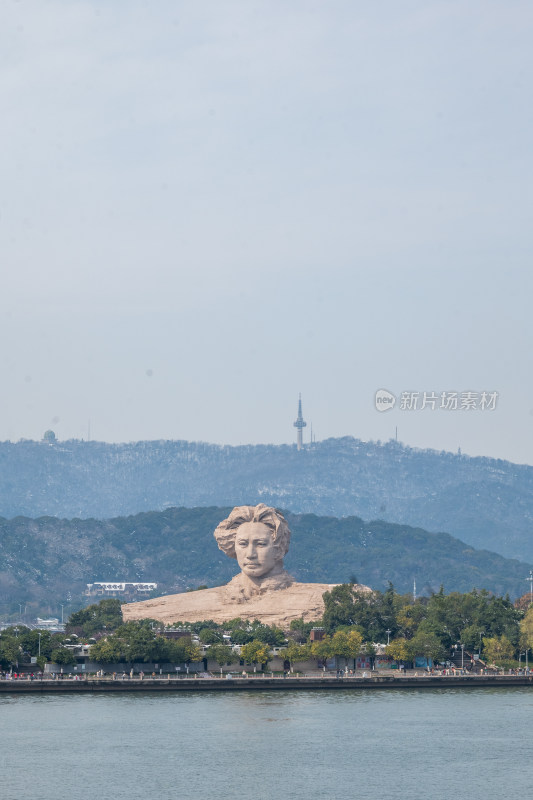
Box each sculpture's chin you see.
[223,568,294,601]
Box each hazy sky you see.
[2,0,532,463]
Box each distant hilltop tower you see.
[293,394,307,451]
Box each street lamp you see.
[60,604,64,625]
[386,630,391,645]
[38,632,42,658]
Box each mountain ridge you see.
[1,436,532,561]
[0,506,531,616]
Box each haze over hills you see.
[0,507,531,617]
[1,437,532,562]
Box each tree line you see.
[2,587,533,671]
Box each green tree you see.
[310,636,333,664]
[199,628,222,645]
[322,583,399,642]
[67,599,123,637]
[209,643,235,673]
[396,602,427,639]
[228,628,254,645]
[406,630,446,664]
[483,635,515,667]
[386,638,409,662]
[20,629,60,661]
[330,631,351,660]
[188,619,220,634]
[460,624,486,653]
[329,629,363,664]
[89,636,124,663]
[322,585,361,631]
[421,589,520,650]
[164,638,202,665]
[180,640,202,664]
[240,640,271,671]
[249,624,285,647]
[224,618,245,630]
[519,607,533,653]
[89,621,170,665]
[50,648,76,666]
[0,637,22,669]
[278,641,311,671]
[346,629,364,660]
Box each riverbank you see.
[1,673,532,693]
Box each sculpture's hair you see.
[213,504,291,560]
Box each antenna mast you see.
[293,394,307,451]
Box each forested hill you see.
[0,507,531,615]
[1,437,533,561]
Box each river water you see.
[1,687,531,799]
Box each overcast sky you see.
[1,0,532,463]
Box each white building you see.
[85,582,158,597]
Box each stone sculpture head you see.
[214,504,290,581]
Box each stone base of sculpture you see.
[123,580,345,628]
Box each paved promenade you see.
[1,673,532,693]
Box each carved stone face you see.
[234,521,279,579]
